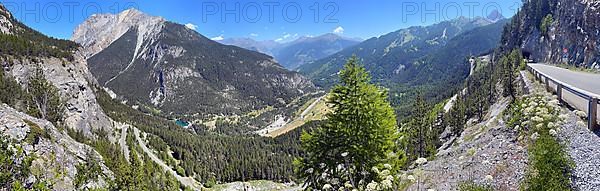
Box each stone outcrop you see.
[508,0,600,69]
[0,104,113,190]
[4,53,116,139]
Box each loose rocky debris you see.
[0,104,113,190]
[210,180,302,191]
[406,97,528,191]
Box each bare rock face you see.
[71,8,165,58]
[0,4,14,34]
[0,104,113,190]
[5,54,116,138]
[511,0,600,68]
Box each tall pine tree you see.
[296,55,400,189]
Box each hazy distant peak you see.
[291,33,362,45]
[486,9,505,23]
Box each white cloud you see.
[250,33,258,37]
[275,33,298,42]
[185,23,198,30]
[333,26,344,34]
[210,35,224,41]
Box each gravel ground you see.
[527,70,600,190]
[557,109,600,190]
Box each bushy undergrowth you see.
[507,95,573,190]
[458,180,494,191]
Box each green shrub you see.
[23,119,50,144]
[175,166,186,176]
[525,133,573,190]
[508,95,573,190]
[203,176,216,188]
[459,180,494,191]
[540,14,554,35]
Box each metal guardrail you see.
[527,65,599,130]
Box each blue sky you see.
[1,0,523,41]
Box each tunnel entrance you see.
[522,51,532,60]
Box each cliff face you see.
[0,4,116,189]
[5,54,116,137]
[503,0,600,69]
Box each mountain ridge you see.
[220,33,361,69]
[73,8,316,119]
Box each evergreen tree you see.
[448,95,466,135]
[403,93,428,162]
[296,55,399,189]
[25,65,63,125]
[74,149,103,188]
[0,67,23,107]
[501,49,524,99]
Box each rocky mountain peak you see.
[0,4,15,34]
[72,8,166,58]
[486,9,505,23]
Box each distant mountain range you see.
[219,38,280,56]
[220,33,361,69]
[299,16,507,117]
[72,9,316,117]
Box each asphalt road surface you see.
[529,64,600,96]
[529,64,599,124]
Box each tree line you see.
[296,50,525,189]
[94,85,318,185]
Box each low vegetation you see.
[459,180,494,191]
[0,135,50,190]
[507,95,573,190]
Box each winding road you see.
[132,127,204,190]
